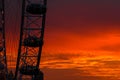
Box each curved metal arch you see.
[14,0,47,80]
[0,0,8,79]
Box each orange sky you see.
[4,0,120,80]
[43,28,120,54]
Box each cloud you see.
[99,44,120,52]
[42,68,119,80]
[41,54,120,80]
[101,60,120,69]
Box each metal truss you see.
[0,0,8,79]
[14,0,47,80]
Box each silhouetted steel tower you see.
[0,0,8,78]
[14,0,47,80]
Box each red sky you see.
[5,0,120,55]
[43,0,120,55]
[4,0,120,80]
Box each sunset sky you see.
[4,0,120,80]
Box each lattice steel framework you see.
[0,0,8,78]
[14,0,47,80]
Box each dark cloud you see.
[41,68,118,80]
